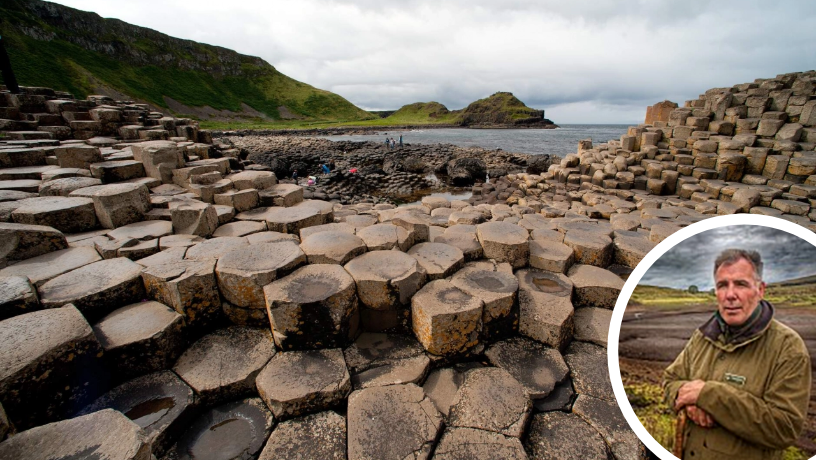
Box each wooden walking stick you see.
[673,409,687,458]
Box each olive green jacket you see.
[663,302,811,460]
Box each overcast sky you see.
[641,226,816,290]
[49,0,816,124]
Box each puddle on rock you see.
[125,396,175,428]
[189,418,253,460]
[532,277,565,294]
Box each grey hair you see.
[714,248,763,281]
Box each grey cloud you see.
[641,226,816,289]
[50,0,816,123]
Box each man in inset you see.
[663,248,811,459]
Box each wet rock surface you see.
[163,397,274,460]
[78,371,197,456]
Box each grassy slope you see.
[631,281,816,310]
[197,93,549,130]
[0,0,373,122]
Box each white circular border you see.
[607,214,816,460]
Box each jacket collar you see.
[699,299,775,351]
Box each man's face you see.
[714,258,766,326]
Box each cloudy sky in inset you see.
[49,0,816,123]
[641,226,816,290]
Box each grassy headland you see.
[0,0,373,123]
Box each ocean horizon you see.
[318,124,632,158]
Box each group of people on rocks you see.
[385,134,403,149]
[292,159,337,185]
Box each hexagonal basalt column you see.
[141,259,222,331]
[450,267,518,340]
[411,279,483,356]
[0,276,40,320]
[0,222,68,264]
[93,301,186,380]
[11,196,97,233]
[184,236,247,260]
[264,264,359,350]
[448,367,531,438]
[344,250,426,310]
[259,411,346,460]
[255,348,351,420]
[529,239,575,274]
[347,384,442,460]
[574,307,612,347]
[131,140,184,184]
[71,183,151,229]
[476,221,529,268]
[567,264,624,309]
[356,223,412,251]
[164,398,274,460]
[263,205,323,234]
[0,305,104,430]
[217,241,306,309]
[435,427,527,460]
[407,242,465,280]
[434,231,483,261]
[78,371,197,456]
[38,257,146,321]
[515,269,574,350]
[563,230,613,267]
[300,231,367,265]
[261,184,303,207]
[171,201,218,237]
[525,411,610,460]
[485,337,569,399]
[173,327,276,404]
[0,409,150,460]
[343,332,429,390]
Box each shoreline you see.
[211,122,559,137]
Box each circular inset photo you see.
[609,215,816,460]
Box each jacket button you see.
[690,451,695,456]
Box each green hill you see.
[0,0,374,123]
[379,93,554,127]
[632,279,816,310]
[457,92,549,125]
[385,102,455,124]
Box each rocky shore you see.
[226,134,550,205]
[0,69,814,459]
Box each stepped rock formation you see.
[0,83,648,459]
[1,70,816,457]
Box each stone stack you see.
[537,71,816,229]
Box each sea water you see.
[318,124,630,157]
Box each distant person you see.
[663,248,811,459]
[399,134,403,147]
[322,164,330,174]
[292,169,298,185]
[385,138,390,149]
[390,138,396,149]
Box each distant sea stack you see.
[380,93,557,128]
